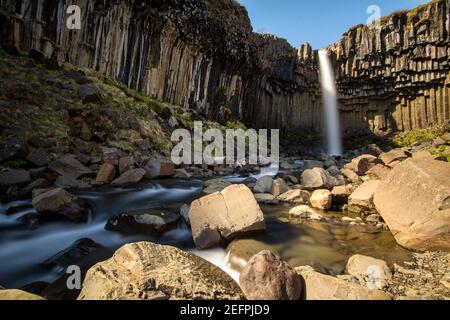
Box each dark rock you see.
[0,137,26,163]
[118,156,134,174]
[26,149,51,167]
[105,209,180,235]
[79,84,102,104]
[144,159,175,179]
[18,178,51,198]
[68,70,90,85]
[32,188,90,223]
[111,168,146,186]
[42,238,103,269]
[0,169,31,187]
[55,175,82,189]
[95,163,116,184]
[49,155,93,179]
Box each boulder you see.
[340,168,360,183]
[226,239,278,272]
[0,289,45,300]
[271,178,290,197]
[253,176,273,193]
[373,158,450,251]
[118,156,134,174]
[254,193,278,204]
[296,268,391,300]
[301,168,341,190]
[289,205,322,221]
[239,251,302,300]
[310,189,332,210]
[106,209,180,235]
[379,149,409,167]
[346,255,392,290]
[79,84,102,104]
[366,164,391,180]
[331,185,354,206]
[189,184,265,249]
[78,242,243,300]
[111,168,146,186]
[203,178,232,194]
[49,155,93,179]
[277,189,311,204]
[26,148,51,167]
[32,188,90,223]
[144,159,175,179]
[0,169,30,187]
[348,180,381,214]
[347,154,382,176]
[95,163,116,184]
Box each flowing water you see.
[318,49,343,156]
[0,177,411,291]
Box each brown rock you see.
[347,154,382,176]
[95,163,116,184]
[111,168,146,186]
[348,180,381,214]
[366,164,391,180]
[346,255,392,290]
[379,149,409,166]
[189,184,265,249]
[277,189,311,204]
[0,289,45,300]
[144,159,175,179]
[118,156,134,174]
[80,122,92,141]
[331,185,354,205]
[49,155,93,179]
[310,189,332,210]
[78,242,243,300]
[374,158,450,251]
[239,251,302,300]
[271,178,290,196]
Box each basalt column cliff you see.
[1,0,449,137]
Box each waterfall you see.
[318,49,343,156]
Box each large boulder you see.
[144,159,175,179]
[49,155,93,179]
[111,168,146,186]
[189,184,265,249]
[345,255,392,290]
[106,209,180,235]
[78,242,243,300]
[239,251,302,300]
[32,188,90,223]
[348,180,381,214]
[253,176,273,193]
[0,289,45,300]
[374,158,450,251]
[310,189,332,210]
[296,267,391,300]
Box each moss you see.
[391,127,447,148]
[2,159,27,169]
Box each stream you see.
[0,176,411,291]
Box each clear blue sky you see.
[239,0,430,49]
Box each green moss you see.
[392,127,446,148]
[3,159,27,169]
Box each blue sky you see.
[239,0,430,49]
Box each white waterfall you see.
[318,49,343,156]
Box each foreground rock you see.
[346,255,392,290]
[296,267,391,300]
[240,251,302,300]
[374,158,450,251]
[0,289,45,300]
[348,180,381,215]
[32,188,90,223]
[78,242,243,300]
[106,209,180,235]
[189,184,265,249]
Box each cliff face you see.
[0,0,449,138]
[329,0,450,136]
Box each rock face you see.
[3,1,447,138]
[296,268,391,300]
[189,184,266,249]
[346,255,392,290]
[374,158,450,251]
[78,242,243,300]
[239,251,302,300]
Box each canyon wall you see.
[0,0,449,137]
